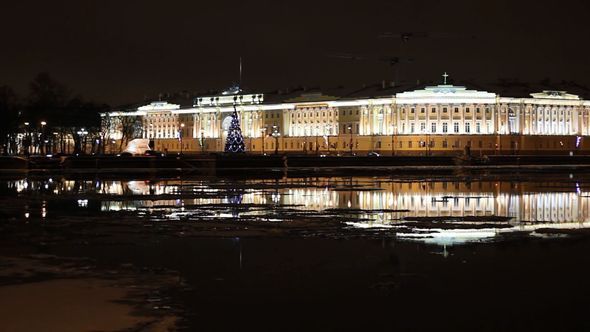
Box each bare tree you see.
[99,114,112,154]
[0,86,19,155]
[117,116,143,152]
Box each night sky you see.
[3,0,590,105]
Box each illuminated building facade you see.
[104,75,590,155]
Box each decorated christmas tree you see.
[224,106,246,153]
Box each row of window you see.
[265,112,281,119]
[292,109,369,117]
[291,111,337,118]
[400,122,489,133]
[403,107,491,114]
[398,140,489,149]
[292,120,336,125]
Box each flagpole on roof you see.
[239,56,242,90]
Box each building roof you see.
[111,79,590,112]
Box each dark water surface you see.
[2,172,590,331]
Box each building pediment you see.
[395,84,497,105]
[529,90,579,100]
[285,92,339,103]
[137,101,181,112]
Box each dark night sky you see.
[2,0,590,105]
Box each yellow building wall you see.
[113,134,590,156]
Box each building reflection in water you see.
[7,177,590,244]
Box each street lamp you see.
[348,125,353,156]
[391,124,397,156]
[261,127,267,155]
[315,126,319,155]
[421,128,429,156]
[179,123,185,155]
[40,121,47,155]
[325,124,332,155]
[272,125,280,155]
[200,129,205,153]
[23,122,30,156]
[427,129,431,156]
[76,128,88,154]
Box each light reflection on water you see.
[6,176,590,244]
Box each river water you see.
[2,172,590,331]
[5,172,590,244]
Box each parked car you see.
[367,151,380,157]
[117,152,132,157]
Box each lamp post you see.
[261,127,267,155]
[494,108,502,155]
[148,123,154,153]
[200,130,205,153]
[428,129,431,156]
[348,125,353,156]
[325,124,331,155]
[179,123,185,155]
[272,125,280,155]
[52,132,59,155]
[421,129,430,156]
[391,125,396,156]
[40,121,47,155]
[76,128,88,154]
[23,122,30,156]
[315,126,319,156]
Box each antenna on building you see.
[239,56,242,89]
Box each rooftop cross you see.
[442,72,449,85]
